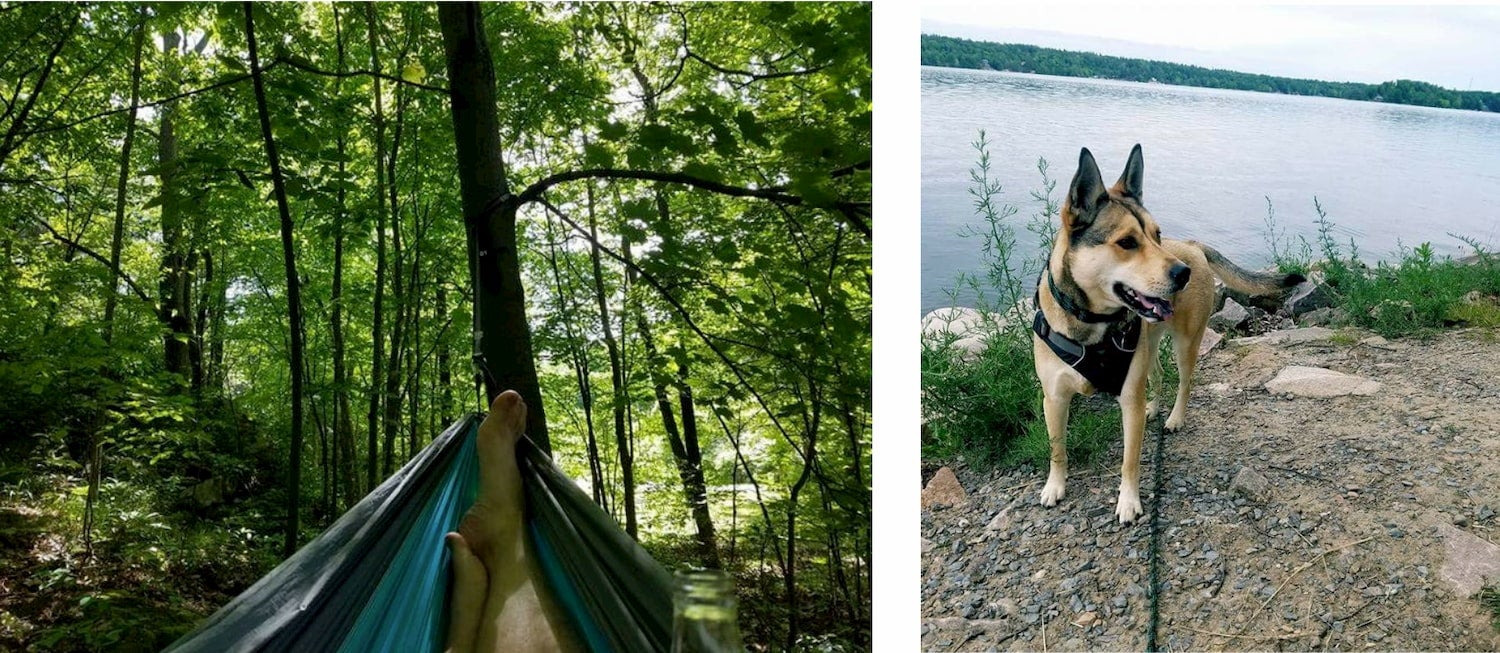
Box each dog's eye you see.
[1118,236,1138,250]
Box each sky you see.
[921,4,1500,92]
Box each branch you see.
[273,55,448,95]
[15,64,277,138]
[517,167,801,206]
[685,51,830,85]
[31,216,154,304]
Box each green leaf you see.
[598,121,629,140]
[582,142,613,168]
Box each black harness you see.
[1032,269,1142,396]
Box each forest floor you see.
[921,326,1500,651]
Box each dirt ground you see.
[921,327,1500,651]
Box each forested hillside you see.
[921,34,1500,112]
[0,3,871,650]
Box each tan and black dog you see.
[1032,144,1303,524]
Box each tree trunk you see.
[87,8,146,558]
[437,3,549,451]
[102,8,145,344]
[330,4,357,509]
[585,184,635,539]
[364,3,387,489]
[156,30,194,384]
[380,73,408,475]
[543,213,607,508]
[244,2,307,558]
[626,231,719,566]
[437,281,453,425]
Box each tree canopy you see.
[0,3,871,650]
[922,34,1500,113]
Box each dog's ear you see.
[1065,147,1108,233]
[1113,143,1144,201]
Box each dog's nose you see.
[1169,263,1191,291]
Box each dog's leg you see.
[1143,326,1165,420]
[1164,325,1203,432]
[1115,382,1148,524]
[1039,387,1074,506]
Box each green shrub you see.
[1266,198,1500,338]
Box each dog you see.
[445,391,578,653]
[1032,144,1303,524]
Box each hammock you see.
[165,414,675,653]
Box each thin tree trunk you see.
[407,250,422,459]
[364,3,387,489]
[86,8,146,558]
[543,214,606,507]
[380,78,407,475]
[437,3,549,450]
[585,184,635,539]
[244,2,307,558]
[102,9,145,344]
[207,242,227,391]
[437,281,452,425]
[330,4,357,509]
[676,363,721,568]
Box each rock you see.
[1237,327,1337,347]
[1264,366,1381,398]
[921,307,989,361]
[1231,466,1271,501]
[1299,306,1346,327]
[1209,298,1250,331]
[1226,344,1287,388]
[922,467,967,509]
[186,477,231,509]
[1075,611,1098,626]
[985,507,1012,532]
[1198,327,1223,358]
[1283,280,1335,316]
[1436,523,1500,598]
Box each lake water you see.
[921,66,1500,314]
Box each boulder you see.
[1436,523,1500,598]
[1298,306,1346,327]
[1208,298,1250,332]
[1282,280,1335,316]
[921,466,967,509]
[1198,327,1223,358]
[1264,366,1381,398]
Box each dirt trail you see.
[921,327,1500,651]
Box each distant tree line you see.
[921,35,1500,113]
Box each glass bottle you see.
[669,569,745,653]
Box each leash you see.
[1145,418,1167,652]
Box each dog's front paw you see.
[1040,478,1067,507]
[1145,400,1159,420]
[1164,410,1186,432]
[1115,487,1143,524]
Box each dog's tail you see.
[1188,241,1305,296]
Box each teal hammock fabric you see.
[165,414,675,653]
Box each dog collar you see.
[1040,267,1130,324]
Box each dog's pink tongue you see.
[1147,296,1174,320]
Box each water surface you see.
[922,67,1500,314]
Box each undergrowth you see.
[1480,585,1500,631]
[1263,197,1500,337]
